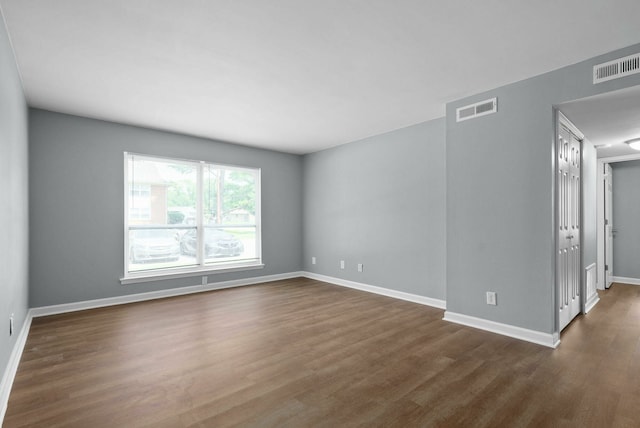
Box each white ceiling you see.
[560,85,640,159]
[1,1,640,154]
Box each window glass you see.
[203,166,258,264]
[125,154,260,276]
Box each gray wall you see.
[303,118,446,300]
[8,28,640,367]
[29,109,303,307]
[0,12,29,390]
[611,160,640,278]
[446,43,640,334]
[582,141,597,271]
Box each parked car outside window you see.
[180,228,244,258]
[130,229,180,263]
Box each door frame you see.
[596,153,640,290]
[555,111,584,335]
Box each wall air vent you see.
[456,98,497,122]
[593,53,640,84]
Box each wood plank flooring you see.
[4,278,640,427]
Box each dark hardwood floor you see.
[4,278,640,427]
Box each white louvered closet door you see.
[558,120,582,332]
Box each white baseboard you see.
[443,311,559,348]
[302,272,565,348]
[1,310,33,424]
[31,271,304,318]
[302,272,446,310]
[611,276,640,286]
[584,293,600,314]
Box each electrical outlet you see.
[340,260,345,269]
[357,263,363,272]
[202,276,208,286]
[312,256,316,265]
[9,314,14,336]
[486,291,497,306]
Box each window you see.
[124,153,261,280]
[129,206,151,221]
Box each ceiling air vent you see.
[593,53,640,84]
[456,98,497,122]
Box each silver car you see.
[129,229,180,263]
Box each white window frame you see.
[121,152,263,284]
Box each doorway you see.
[558,85,640,320]
[603,163,613,289]
[556,112,583,331]
[597,155,640,288]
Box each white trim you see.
[1,273,301,425]
[202,271,302,292]
[611,276,640,286]
[33,271,303,318]
[1,310,33,424]
[123,152,262,280]
[123,152,129,275]
[596,160,606,290]
[584,263,599,314]
[596,155,640,291]
[598,153,640,163]
[443,311,559,348]
[555,111,584,335]
[302,272,446,309]
[584,293,600,314]
[254,170,263,262]
[558,111,584,140]
[302,272,562,348]
[196,161,204,266]
[120,263,265,285]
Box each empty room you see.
[2,1,640,426]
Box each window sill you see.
[120,262,265,285]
